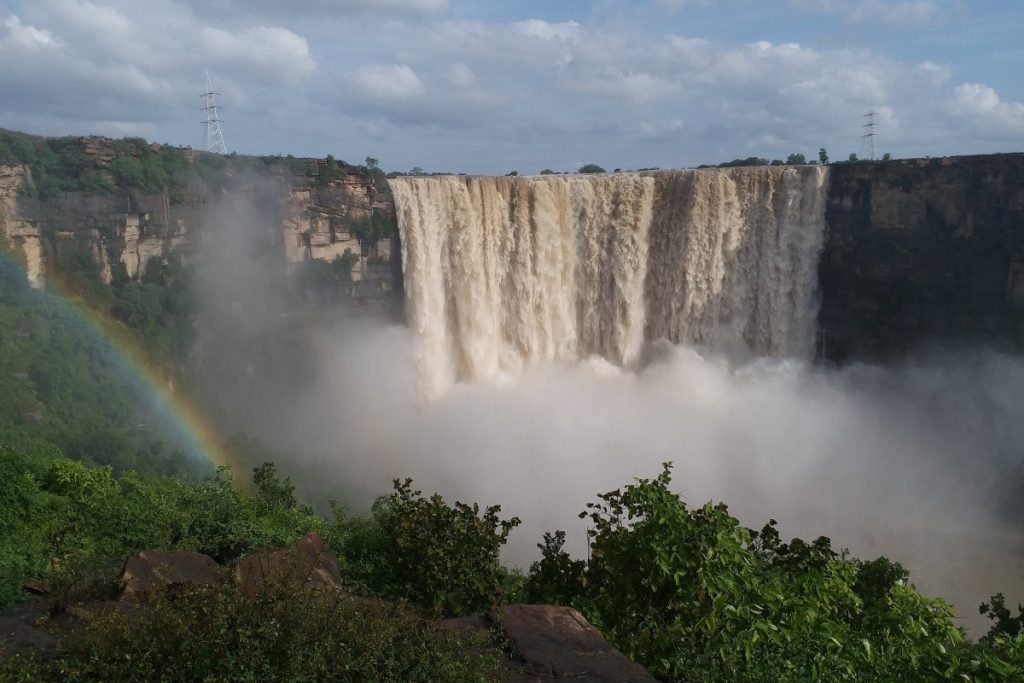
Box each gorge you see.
[2,135,1024,636]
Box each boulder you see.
[233,532,342,598]
[120,550,221,599]
[437,613,490,635]
[493,605,657,682]
[0,617,57,656]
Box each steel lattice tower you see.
[861,111,877,161]
[201,72,227,154]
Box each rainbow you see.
[0,247,246,479]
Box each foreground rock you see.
[233,532,343,598]
[441,604,657,682]
[0,615,57,656]
[119,550,221,599]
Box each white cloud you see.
[578,68,680,104]
[177,0,449,18]
[200,26,315,85]
[511,19,582,44]
[0,0,1018,171]
[950,84,1024,134]
[353,64,426,100]
[445,62,476,89]
[1,15,59,50]
[791,0,946,26]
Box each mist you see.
[190,190,1024,637]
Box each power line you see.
[860,111,877,161]
[200,71,227,155]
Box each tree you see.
[786,153,807,165]
[539,169,556,175]
[577,164,605,174]
[364,156,379,170]
[818,148,829,165]
[505,171,518,176]
[367,478,520,617]
[848,153,859,162]
[882,152,892,161]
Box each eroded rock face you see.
[0,136,396,296]
[233,532,343,598]
[820,153,1024,360]
[0,165,45,288]
[440,605,658,682]
[119,550,221,599]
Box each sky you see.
[0,0,1021,174]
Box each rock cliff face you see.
[0,138,396,298]
[4,133,1022,363]
[0,165,44,287]
[819,154,1024,361]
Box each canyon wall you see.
[5,133,1022,367]
[819,154,1024,361]
[0,139,396,299]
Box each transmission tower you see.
[200,72,227,154]
[860,111,877,161]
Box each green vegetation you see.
[3,581,502,682]
[578,163,606,174]
[0,445,1021,681]
[348,211,395,244]
[0,449,503,681]
[295,252,359,302]
[347,478,520,617]
[523,464,1024,682]
[0,253,195,476]
[0,129,195,199]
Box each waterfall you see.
[391,166,828,398]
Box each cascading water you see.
[391,166,829,398]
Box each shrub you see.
[355,479,520,617]
[1,577,504,682]
[526,463,1020,682]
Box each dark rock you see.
[492,604,658,682]
[233,532,342,598]
[438,613,490,635]
[120,550,221,599]
[0,616,57,655]
[820,153,1024,361]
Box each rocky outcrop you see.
[233,532,343,597]
[0,165,45,287]
[0,135,396,297]
[2,539,659,681]
[440,604,658,682]
[0,615,57,656]
[820,153,1024,360]
[120,550,221,599]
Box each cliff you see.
[0,132,396,301]
[819,153,1024,361]
[5,128,1023,362]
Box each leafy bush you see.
[525,463,1024,682]
[348,212,394,243]
[0,447,332,606]
[0,577,504,682]
[577,163,606,174]
[349,479,520,617]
